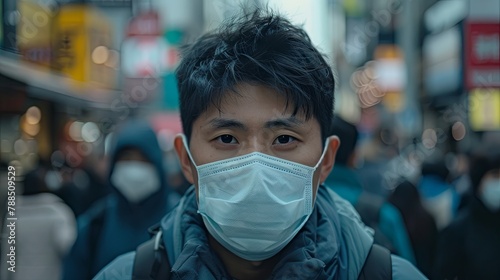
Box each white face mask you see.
[479,178,500,212]
[111,161,160,204]
[183,135,328,261]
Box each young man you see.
[94,10,425,279]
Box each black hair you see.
[389,180,422,213]
[421,160,450,182]
[176,9,335,144]
[331,115,358,165]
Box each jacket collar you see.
[162,186,373,279]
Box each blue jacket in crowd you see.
[325,165,416,264]
[94,185,426,279]
[62,120,180,280]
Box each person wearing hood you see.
[434,148,500,280]
[62,119,180,280]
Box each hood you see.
[108,119,169,208]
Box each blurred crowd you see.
[0,118,189,280]
[0,0,498,279]
[325,116,500,279]
[0,114,499,279]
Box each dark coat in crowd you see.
[388,181,438,278]
[434,150,500,280]
[434,197,500,280]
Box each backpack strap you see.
[358,244,392,280]
[132,229,171,280]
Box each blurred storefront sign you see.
[344,18,368,66]
[150,112,182,135]
[374,45,405,113]
[0,1,3,48]
[87,0,131,7]
[465,22,500,89]
[374,48,406,92]
[343,0,366,17]
[1,0,18,52]
[121,37,168,78]
[423,26,462,97]
[52,4,116,89]
[468,88,500,131]
[0,2,119,110]
[126,11,161,36]
[122,11,175,78]
[122,11,174,106]
[16,0,55,67]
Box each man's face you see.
[175,83,339,201]
[480,168,500,191]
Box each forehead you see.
[116,148,148,162]
[206,83,306,120]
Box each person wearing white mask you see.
[94,9,425,280]
[62,119,180,280]
[434,149,500,280]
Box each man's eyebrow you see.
[264,116,304,129]
[208,118,248,131]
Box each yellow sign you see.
[382,91,404,113]
[52,4,114,88]
[17,0,55,66]
[469,88,500,131]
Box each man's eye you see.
[274,135,296,144]
[218,134,237,144]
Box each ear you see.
[173,134,195,184]
[319,136,340,184]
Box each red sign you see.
[465,22,500,89]
[126,11,161,36]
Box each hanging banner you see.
[465,22,500,89]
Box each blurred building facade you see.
[0,0,498,194]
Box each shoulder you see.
[391,255,428,280]
[19,193,75,216]
[321,186,365,225]
[92,252,135,280]
[319,186,375,278]
[47,194,76,221]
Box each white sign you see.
[121,37,169,78]
[374,59,406,92]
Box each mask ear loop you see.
[179,134,199,168]
[313,137,331,170]
[179,134,205,210]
